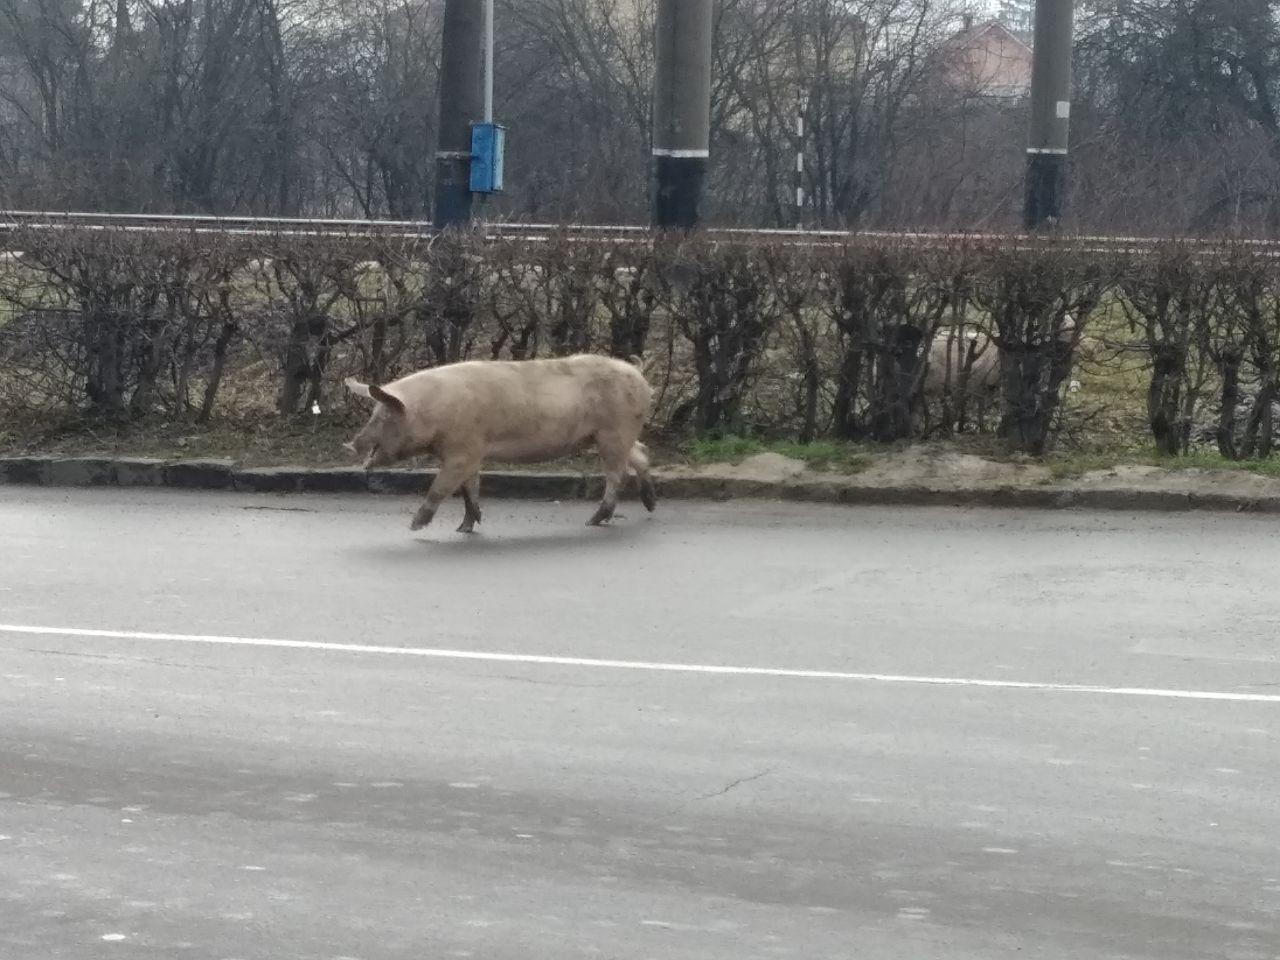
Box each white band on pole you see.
[651,148,710,159]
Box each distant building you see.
[937,17,1033,100]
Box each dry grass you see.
[0,410,361,467]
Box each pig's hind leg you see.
[628,442,657,513]
[587,433,630,526]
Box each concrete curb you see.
[3,455,1280,515]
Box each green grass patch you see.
[1154,450,1280,477]
[1046,446,1280,480]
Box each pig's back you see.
[405,355,650,461]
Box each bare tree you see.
[3,0,1280,234]
[308,0,440,217]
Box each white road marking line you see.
[1,623,1278,704]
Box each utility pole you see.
[483,0,494,124]
[433,0,484,229]
[651,0,714,230]
[794,98,805,229]
[1023,0,1075,231]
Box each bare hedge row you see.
[1,228,1278,457]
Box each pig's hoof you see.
[639,480,658,513]
[409,506,436,531]
[457,506,481,534]
[587,504,615,526]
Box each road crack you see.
[695,768,773,801]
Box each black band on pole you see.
[1024,152,1067,230]
[653,156,708,231]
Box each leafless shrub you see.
[1202,250,1280,460]
[970,243,1112,455]
[763,245,828,443]
[0,228,244,419]
[412,234,491,368]
[1117,245,1215,455]
[660,241,781,435]
[8,229,1280,463]
[600,241,659,361]
[815,242,962,443]
[250,238,357,415]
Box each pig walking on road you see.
[344,354,657,532]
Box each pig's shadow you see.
[349,516,653,561]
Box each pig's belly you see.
[484,432,595,463]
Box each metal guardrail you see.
[2,210,1277,254]
[0,210,439,240]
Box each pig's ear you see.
[344,377,372,399]
[368,384,406,415]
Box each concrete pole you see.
[433,0,484,229]
[651,0,713,230]
[1023,0,1075,231]
[483,0,494,124]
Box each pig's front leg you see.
[411,456,480,532]
[456,474,482,534]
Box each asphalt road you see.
[1,487,1278,960]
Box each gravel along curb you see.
[3,456,1280,514]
